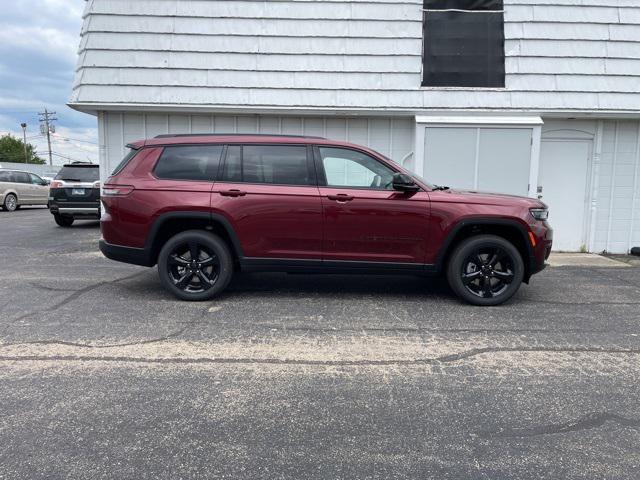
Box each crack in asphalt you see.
[522,300,640,306]
[0,345,638,366]
[255,325,639,335]
[0,271,148,335]
[478,412,640,438]
[27,282,78,292]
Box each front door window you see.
[319,147,395,190]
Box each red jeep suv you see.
[99,134,552,306]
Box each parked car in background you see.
[99,134,553,306]
[48,162,100,227]
[0,169,49,211]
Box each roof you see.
[127,134,373,152]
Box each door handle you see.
[327,194,354,202]
[220,189,246,197]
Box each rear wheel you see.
[446,235,524,306]
[2,193,17,211]
[54,214,74,227]
[158,230,233,301]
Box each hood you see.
[433,188,547,208]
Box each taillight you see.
[102,185,134,197]
[50,180,64,188]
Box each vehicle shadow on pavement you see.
[225,272,452,298]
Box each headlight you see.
[530,208,549,221]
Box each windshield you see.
[55,166,99,182]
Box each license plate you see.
[72,188,85,195]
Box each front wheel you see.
[158,230,233,301]
[446,235,524,306]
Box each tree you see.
[0,134,45,165]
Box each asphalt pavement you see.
[1,207,639,479]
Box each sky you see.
[0,0,98,166]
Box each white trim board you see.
[415,116,544,126]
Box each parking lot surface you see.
[1,207,639,479]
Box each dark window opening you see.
[221,145,312,186]
[154,145,223,181]
[422,0,505,88]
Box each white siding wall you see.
[72,0,640,113]
[100,111,415,178]
[592,120,640,253]
[542,119,640,253]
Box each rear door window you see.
[14,172,30,184]
[154,145,223,181]
[221,145,312,186]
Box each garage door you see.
[422,126,533,196]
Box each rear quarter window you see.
[154,145,223,181]
[111,148,138,176]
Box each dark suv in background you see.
[49,162,100,227]
[99,134,552,306]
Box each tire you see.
[446,234,524,306]
[54,214,74,227]
[158,230,233,301]
[2,193,17,212]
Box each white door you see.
[539,140,591,251]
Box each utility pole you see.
[38,108,57,166]
[20,123,28,163]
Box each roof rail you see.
[153,133,325,139]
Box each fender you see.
[145,210,245,262]
[434,217,536,274]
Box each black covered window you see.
[422,0,505,88]
[221,145,312,186]
[154,145,223,181]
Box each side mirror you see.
[392,173,419,192]
[42,180,50,186]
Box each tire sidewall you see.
[447,235,524,306]
[158,230,233,301]
[54,214,74,227]
[4,194,17,212]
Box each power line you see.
[52,135,98,145]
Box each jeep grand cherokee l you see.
[99,134,552,306]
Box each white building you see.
[71,0,640,253]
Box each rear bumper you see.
[50,202,100,218]
[99,239,154,267]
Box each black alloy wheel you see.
[158,230,233,301]
[167,241,220,293]
[447,235,524,306]
[461,246,515,299]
